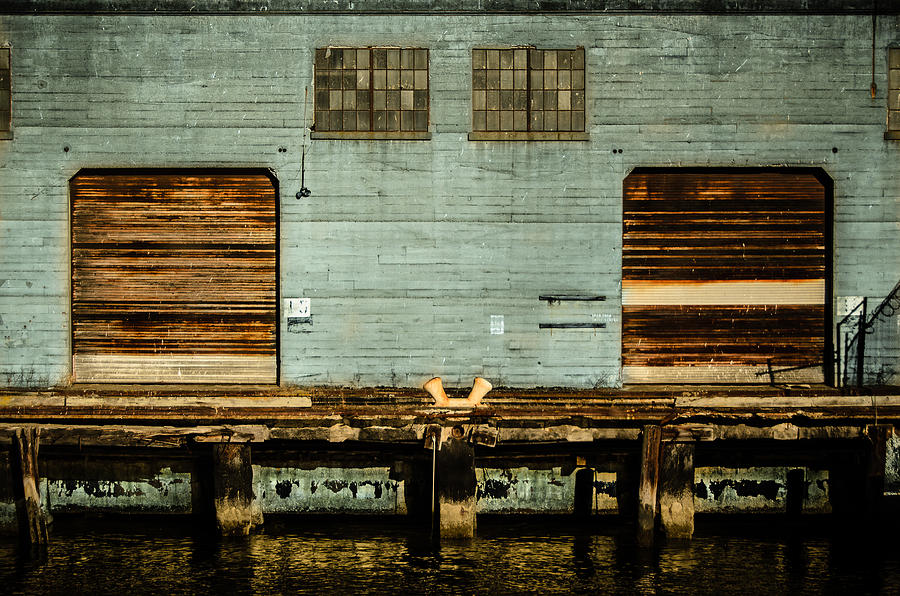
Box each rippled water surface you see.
[2,517,899,594]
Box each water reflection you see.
[2,517,900,594]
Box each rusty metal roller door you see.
[71,170,277,384]
[622,169,828,384]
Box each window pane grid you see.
[472,47,585,133]
[315,47,428,133]
[0,48,9,133]
[889,48,900,132]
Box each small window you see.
[887,48,900,139]
[0,47,10,139]
[470,47,588,141]
[312,47,430,140]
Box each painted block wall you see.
[1,13,899,388]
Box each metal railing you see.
[836,279,900,388]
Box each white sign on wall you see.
[285,298,311,318]
[490,315,504,335]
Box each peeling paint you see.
[47,468,192,513]
[255,466,403,514]
[695,467,829,514]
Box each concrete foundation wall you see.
[255,466,405,514]
[1,14,899,387]
[0,460,839,518]
[45,471,193,514]
[694,467,831,514]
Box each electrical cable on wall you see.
[871,2,878,100]
[297,86,312,199]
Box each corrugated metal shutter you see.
[622,169,828,384]
[71,170,277,384]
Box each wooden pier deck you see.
[0,385,898,446]
[2,384,899,547]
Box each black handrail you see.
[836,279,900,388]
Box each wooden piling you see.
[437,426,476,539]
[574,468,595,519]
[211,443,262,536]
[12,427,49,551]
[658,441,695,540]
[785,468,806,519]
[637,424,661,546]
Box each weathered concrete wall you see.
[256,466,405,513]
[45,471,192,513]
[694,466,830,514]
[477,467,617,514]
[2,1,892,14]
[1,13,899,387]
[885,433,900,495]
[1,459,848,518]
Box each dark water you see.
[2,517,899,594]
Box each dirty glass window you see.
[888,48,900,137]
[471,47,586,140]
[0,48,10,138]
[313,47,429,138]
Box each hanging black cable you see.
[296,86,312,199]
[871,1,878,99]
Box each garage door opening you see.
[622,168,832,384]
[70,169,278,384]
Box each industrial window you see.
[887,48,900,139]
[312,47,430,140]
[469,47,588,141]
[0,47,10,139]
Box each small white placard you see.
[285,298,311,318]
[490,315,504,335]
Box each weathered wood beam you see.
[573,468,595,519]
[658,441,695,540]
[0,424,271,448]
[11,427,49,552]
[637,424,661,546]
[437,427,476,539]
[211,443,262,536]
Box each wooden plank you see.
[0,424,272,447]
[624,365,823,384]
[73,354,276,384]
[11,428,49,552]
[622,280,824,306]
[637,424,660,546]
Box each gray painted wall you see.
[1,13,899,388]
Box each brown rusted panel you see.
[622,305,824,367]
[622,169,827,382]
[623,170,825,281]
[70,171,277,383]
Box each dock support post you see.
[785,468,806,519]
[658,441,695,540]
[211,443,262,536]
[11,427,49,552]
[637,425,661,546]
[437,426,476,539]
[574,468,595,519]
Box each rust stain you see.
[622,170,827,376]
[70,171,277,382]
